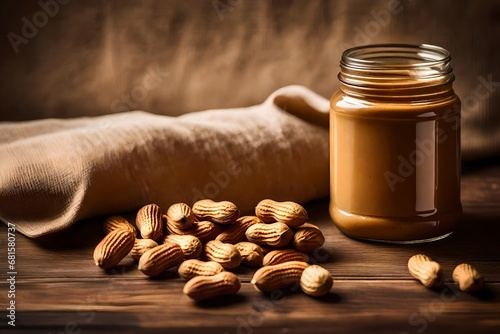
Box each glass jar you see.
[329,44,462,243]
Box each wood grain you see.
[1,280,498,334]
[1,161,499,333]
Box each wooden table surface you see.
[1,160,500,334]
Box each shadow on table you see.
[31,212,137,249]
[195,294,248,308]
[462,157,500,175]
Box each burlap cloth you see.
[0,86,330,237]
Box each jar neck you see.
[338,44,455,102]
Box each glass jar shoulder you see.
[330,90,460,120]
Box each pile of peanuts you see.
[93,199,333,301]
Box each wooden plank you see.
[1,280,499,333]
[1,215,500,283]
[2,198,500,280]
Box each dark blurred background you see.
[0,0,499,159]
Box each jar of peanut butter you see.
[330,44,461,243]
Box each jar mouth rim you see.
[341,44,451,69]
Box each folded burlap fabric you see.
[0,86,330,238]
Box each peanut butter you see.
[329,44,462,243]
